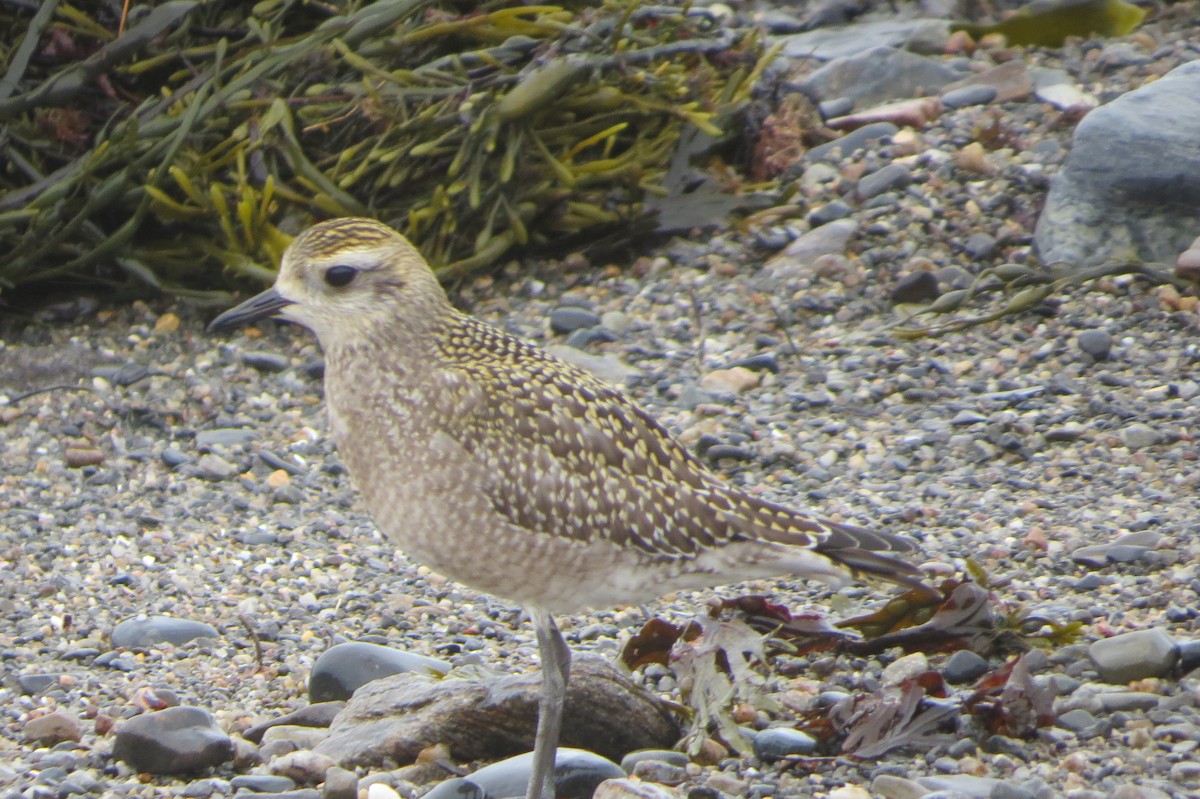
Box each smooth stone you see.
[940,84,997,109]
[193,453,240,481]
[308,642,451,702]
[195,427,259,448]
[422,748,624,799]
[871,774,928,799]
[943,650,989,684]
[752,727,818,761]
[891,271,939,303]
[269,749,336,785]
[1077,329,1112,360]
[17,674,59,695]
[1120,423,1161,450]
[229,775,297,792]
[964,232,997,260]
[324,766,358,799]
[23,711,81,745]
[855,163,911,201]
[1056,708,1097,732]
[549,307,602,335]
[1089,629,1179,684]
[1096,692,1162,713]
[111,616,219,648]
[619,749,689,772]
[1177,639,1200,675]
[112,706,233,774]
[161,447,193,467]
[242,351,290,373]
[808,200,853,226]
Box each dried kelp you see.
[0,1,767,297]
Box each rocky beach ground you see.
[3,2,1200,799]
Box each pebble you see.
[940,84,997,109]
[752,727,819,761]
[1076,329,1112,360]
[855,163,911,201]
[1120,423,1161,450]
[230,775,298,792]
[891,271,939,303]
[1089,629,1179,684]
[269,749,336,784]
[698,367,760,395]
[22,711,81,745]
[308,641,451,702]
[242,351,291,372]
[550,306,603,334]
[943,650,989,684]
[112,706,233,774]
[110,615,220,648]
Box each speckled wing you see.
[432,321,923,587]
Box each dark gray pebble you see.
[704,444,754,462]
[111,616,219,649]
[856,163,911,201]
[724,353,779,373]
[161,447,193,467]
[943,650,989,684]
[752,727,818,761]
[891,271,939,303]
[807,201,853,226]
[941,84,998,109]
[550,307,602,335]
[17,674,59,695]
[309,641,451,702]
[241,351,290,373]
[818,97,854,118]
[964,232,998,260]
[112,706,233,774]
[1077,329,1112,360]
[565,327,616,349]
[242,702,346,744]
[1177,639,1200,675]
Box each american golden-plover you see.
[210,218,926,799]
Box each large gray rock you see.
[1035,60,1200,268]
[315,654,678,768]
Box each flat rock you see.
[798,46,961,107]
[111,616,219,649]
[315,654,679,768]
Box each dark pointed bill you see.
[208,287,293,332]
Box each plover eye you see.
[324,265,358,287]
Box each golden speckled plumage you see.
[215,217,925,611]
[209,217,928,799]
